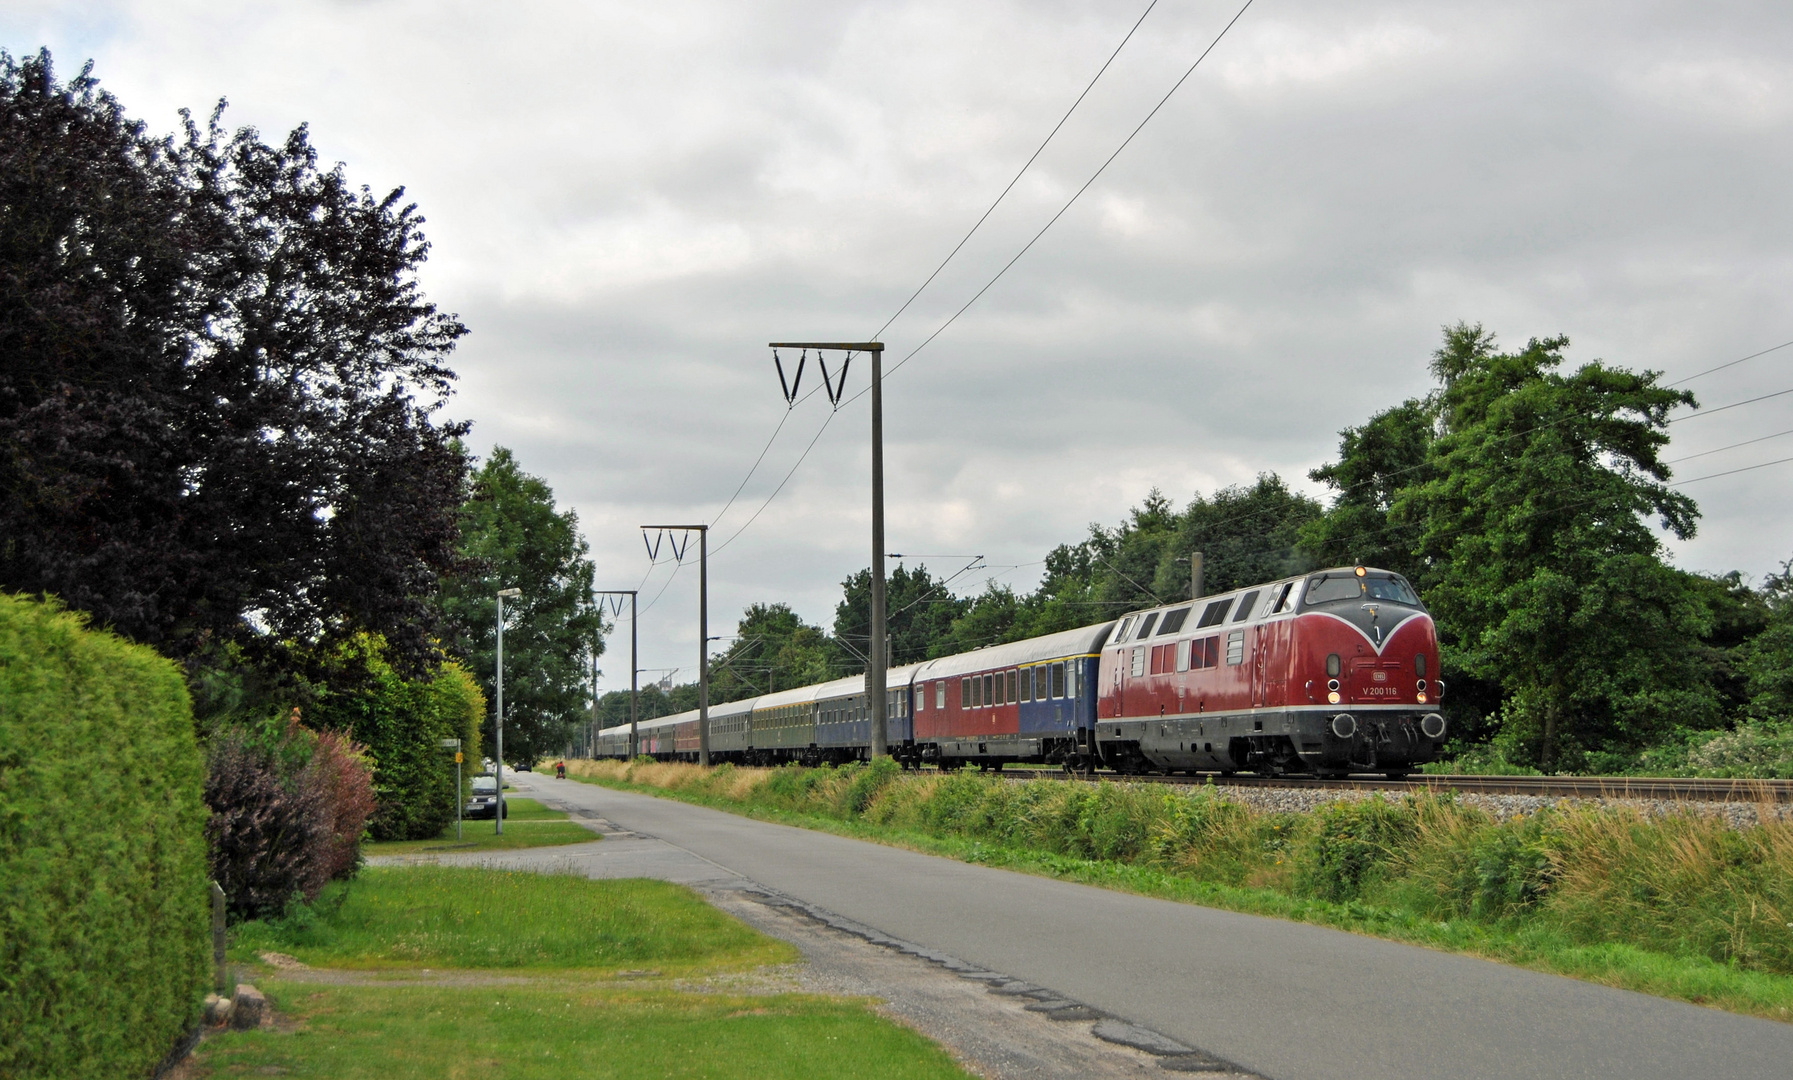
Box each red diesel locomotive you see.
[1092,565,1446,778]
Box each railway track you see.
[994,769,1793,802]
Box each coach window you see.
[936,681,946,709]
[1021,668,1034,702]
[1232,591,1260,622]
[1046,661,1063,698]
[1158,607,1190,635]
[1135,612,1160,640]
[983,672,994,705]
[1006,669,1019,703]
[961,677,971,708]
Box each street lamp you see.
[495,587,521,834]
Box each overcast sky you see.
[8,1,1792,692]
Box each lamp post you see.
[495,587,521,834]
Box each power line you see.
[698,0,1162,542]
[1663,427,1793,466]
[866,0,1163,345]
[1667,384,1793,424]
[1665,338,1793,388]
[708,0,1257,556]
[858,0,1261,394]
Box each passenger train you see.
[594,565,1448,777]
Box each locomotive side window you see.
[1271,581,1297,613]
[1176,639,1191,672]
[1116,616,1136,641]
[1197,598,1231,627]
[1158,607,1191,635]
[1233,591,1260,622]
[1135,612,1160,639]
[1129,647,1145,678]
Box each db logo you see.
[1372,671,1387,682]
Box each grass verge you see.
[198,980,972,1080]
[566,759,1793,1023]
[364,799,598,856]
[229,867,786,973]
[197,867,974,1079]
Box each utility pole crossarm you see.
[768,342,883,352]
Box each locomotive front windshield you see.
[1303,572,1421,607]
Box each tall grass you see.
[568,759,1793,979]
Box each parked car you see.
[465,775,507,819]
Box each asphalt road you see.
[510,772,1792,1080]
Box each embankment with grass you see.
[200,866,975,1079]
[568,758,1793,1021]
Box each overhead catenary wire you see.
[702,0,1163,539]
[706,0,1258,557]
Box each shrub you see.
[306,634,484,840]
[0,594,210,1079]
[1294,796,1419,902]
[307,728,378,881]
[205,726,332,921]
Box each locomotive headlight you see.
[1327,691,1341,704]
[1416,679,1427,691]
[1416,692,1428,703]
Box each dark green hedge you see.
[0,594,210,1078]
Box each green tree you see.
[833,563,973,669]
[437,447,600,764]
[1301,399,1437,582]
[1393,324,1711,769]
[0,51,469,675]
[1155,475,1324,598]
[710,603,839,702]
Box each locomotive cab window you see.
[1304,573,1363,604]
[1364,575,1421,605]
[1270,581,1298,613]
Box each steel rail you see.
[991,769,1793,803]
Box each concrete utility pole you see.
[768,341,887,758]
[1190,551,1205,600]
[494,587,521,834]
[641,526,711,765]
[596,590,640,758]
